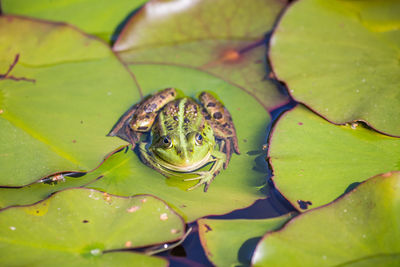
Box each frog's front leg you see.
[109,88,178,149]
[199,92,240,168]
[185,150,226,192]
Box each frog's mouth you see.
[154,152,212,172]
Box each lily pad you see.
[269,0,400,136]
[0,188,185,266]
[87,63,270,221]
[1,0,148,41]
[269,105,400,211]
[0,63,271,219]
[198,214,293,266]
[0,16,139,186]
[252,172,400,266]
[114,0,289,110]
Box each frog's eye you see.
[195,133,203,145]
[162,136,172,148]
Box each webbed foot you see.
[184,171,216,192]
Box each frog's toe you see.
[184,176,202,181]
[186,181,203,191]
[185,172,214,192]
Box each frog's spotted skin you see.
[111,88,240,192]
[199,92,240,167]
[130,88,177,132]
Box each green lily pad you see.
[0,52,270,221]
[269,0,400,136]
[269,105,400,211]
[0,16,139,186]
[1,0,148,41]
[87,63,270,221]
[252,172,400,266]
[198,214,293,266]
[114,0,289,110]
[0,188,185,266]
[0,63,270,220]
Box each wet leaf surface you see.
[1,0,147,41]
[269,105,400,211]
[0,188,185,266]
[252,172,400,266]
[269,0,400,136]
[0,16,139,186]
[114,0,289,110]
[198,214,293,266]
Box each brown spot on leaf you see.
[82,220,89,223]
[221,49,240,63]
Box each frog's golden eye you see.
[162,136,172,148]
[195,133,203,145]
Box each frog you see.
[108,88,240,191]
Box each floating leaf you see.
[0,188,185,266]
[0,16,139,186]
[1,0,147,41]
[0,63,270,220]
[269,105,400,211]
[269,0,400,136]
[114,0,289,110]
[198,214,293,266]
[252,172,400,266]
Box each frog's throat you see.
[153,152,212,172]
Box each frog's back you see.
[153,98,205,136]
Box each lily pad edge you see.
[267,4,400,138]
[252,170,400,265]
[0,186,187,249]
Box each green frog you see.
[108,88,240,191]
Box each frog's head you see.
[150,131,215,172]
